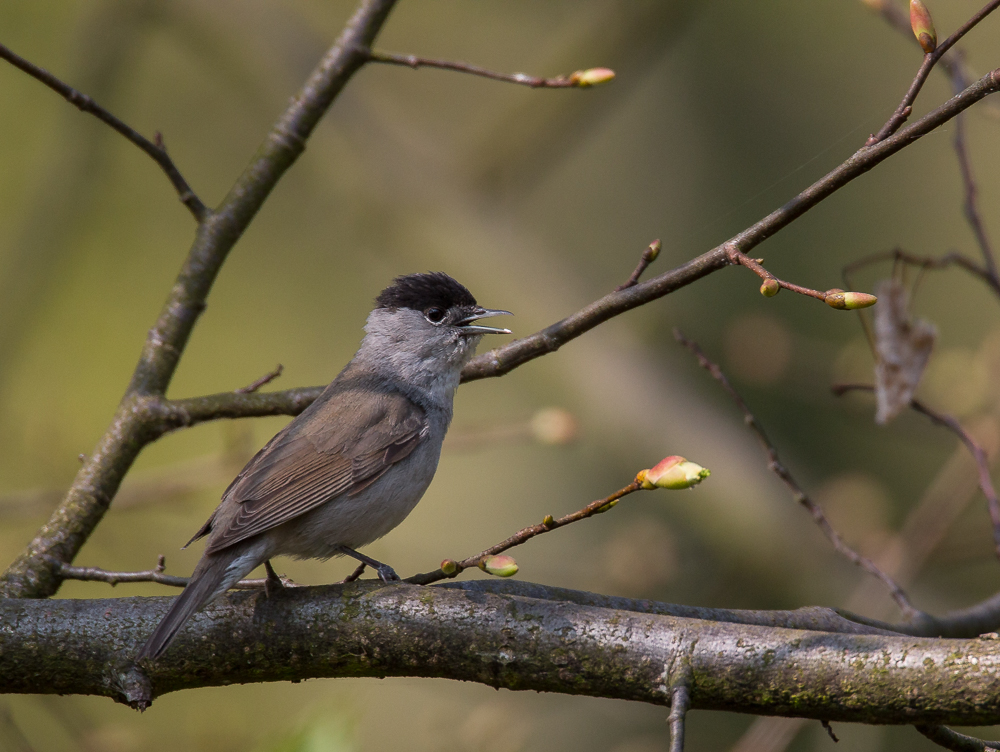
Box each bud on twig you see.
[646,239,661,262]
[760,278,780,297]
[824,289,878,310]
[569,68,616,87]
[542,514,555,527]
[440,559,458,576]
[480,555,519,577]
[636,456,710,490]
[910,0,937,53]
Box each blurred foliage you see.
[1,0,999,750]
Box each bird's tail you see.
[136,548,258,661]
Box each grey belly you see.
[271,439,441,560]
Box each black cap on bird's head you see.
[376,272,511,335]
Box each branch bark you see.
[4,581,1000,723]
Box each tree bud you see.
[570,68,616,87]
[440,559,458,575]
[825,290,877,310]
[910,0,937,53]
[480,555,519,577]
[542,514,555,527]
[646,239,662,262]
[760,278,780,297]
[637,456,710,490]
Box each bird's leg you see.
[335,546,399,582]
[263,559,285,598]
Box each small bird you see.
[137,272,511,660]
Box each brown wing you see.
[202,382,426,554]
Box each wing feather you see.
[203,380,427,554]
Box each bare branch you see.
[0,42,208,221]
[461,68,1000,383]
[832,384,1000,560]
[615,239,662,291]
[367,50,613,89]
[235,364,284,394]
[674,331,923,620]
[952,78,999,283]
[668,680,691,752]
[867,0,1000,144]
[50,554,302,591]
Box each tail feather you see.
[136,549,257,661]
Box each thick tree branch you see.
[0,0,399,599]
[4,582,1000,722]
[0,42,208,221]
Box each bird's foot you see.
[263,560,286,598]
[336,545,400,583]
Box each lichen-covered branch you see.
[3,582,1000,724]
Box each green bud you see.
[480,555,519,577]
[760,278,780,297]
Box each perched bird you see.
[137,272,511,660]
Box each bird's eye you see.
[424,307,445,324]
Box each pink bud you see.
[570,68,616,87]
[480,555,519,577]
[638,456,710,490]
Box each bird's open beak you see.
[458,307,512,335]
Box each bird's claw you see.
[376,564,400,582]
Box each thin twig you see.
[367,50,609,88]
[842,247,1000,298]
[821,720,839,743]
[669,681,691,752]
[832,384,1000,560]
[339,562,367,584]
[674,331,923,620]
[0,42,208,221]
[616,240,662,291]
[951,73,999,284]
[49,554,302,590]
[868,0,1000,144]
[726,245,831,301]
[406,479,644,585]
[235,364,284,394]
[916,724,1000,752]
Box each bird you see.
[136,272,511,660]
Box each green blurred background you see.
[2,0,999,750]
